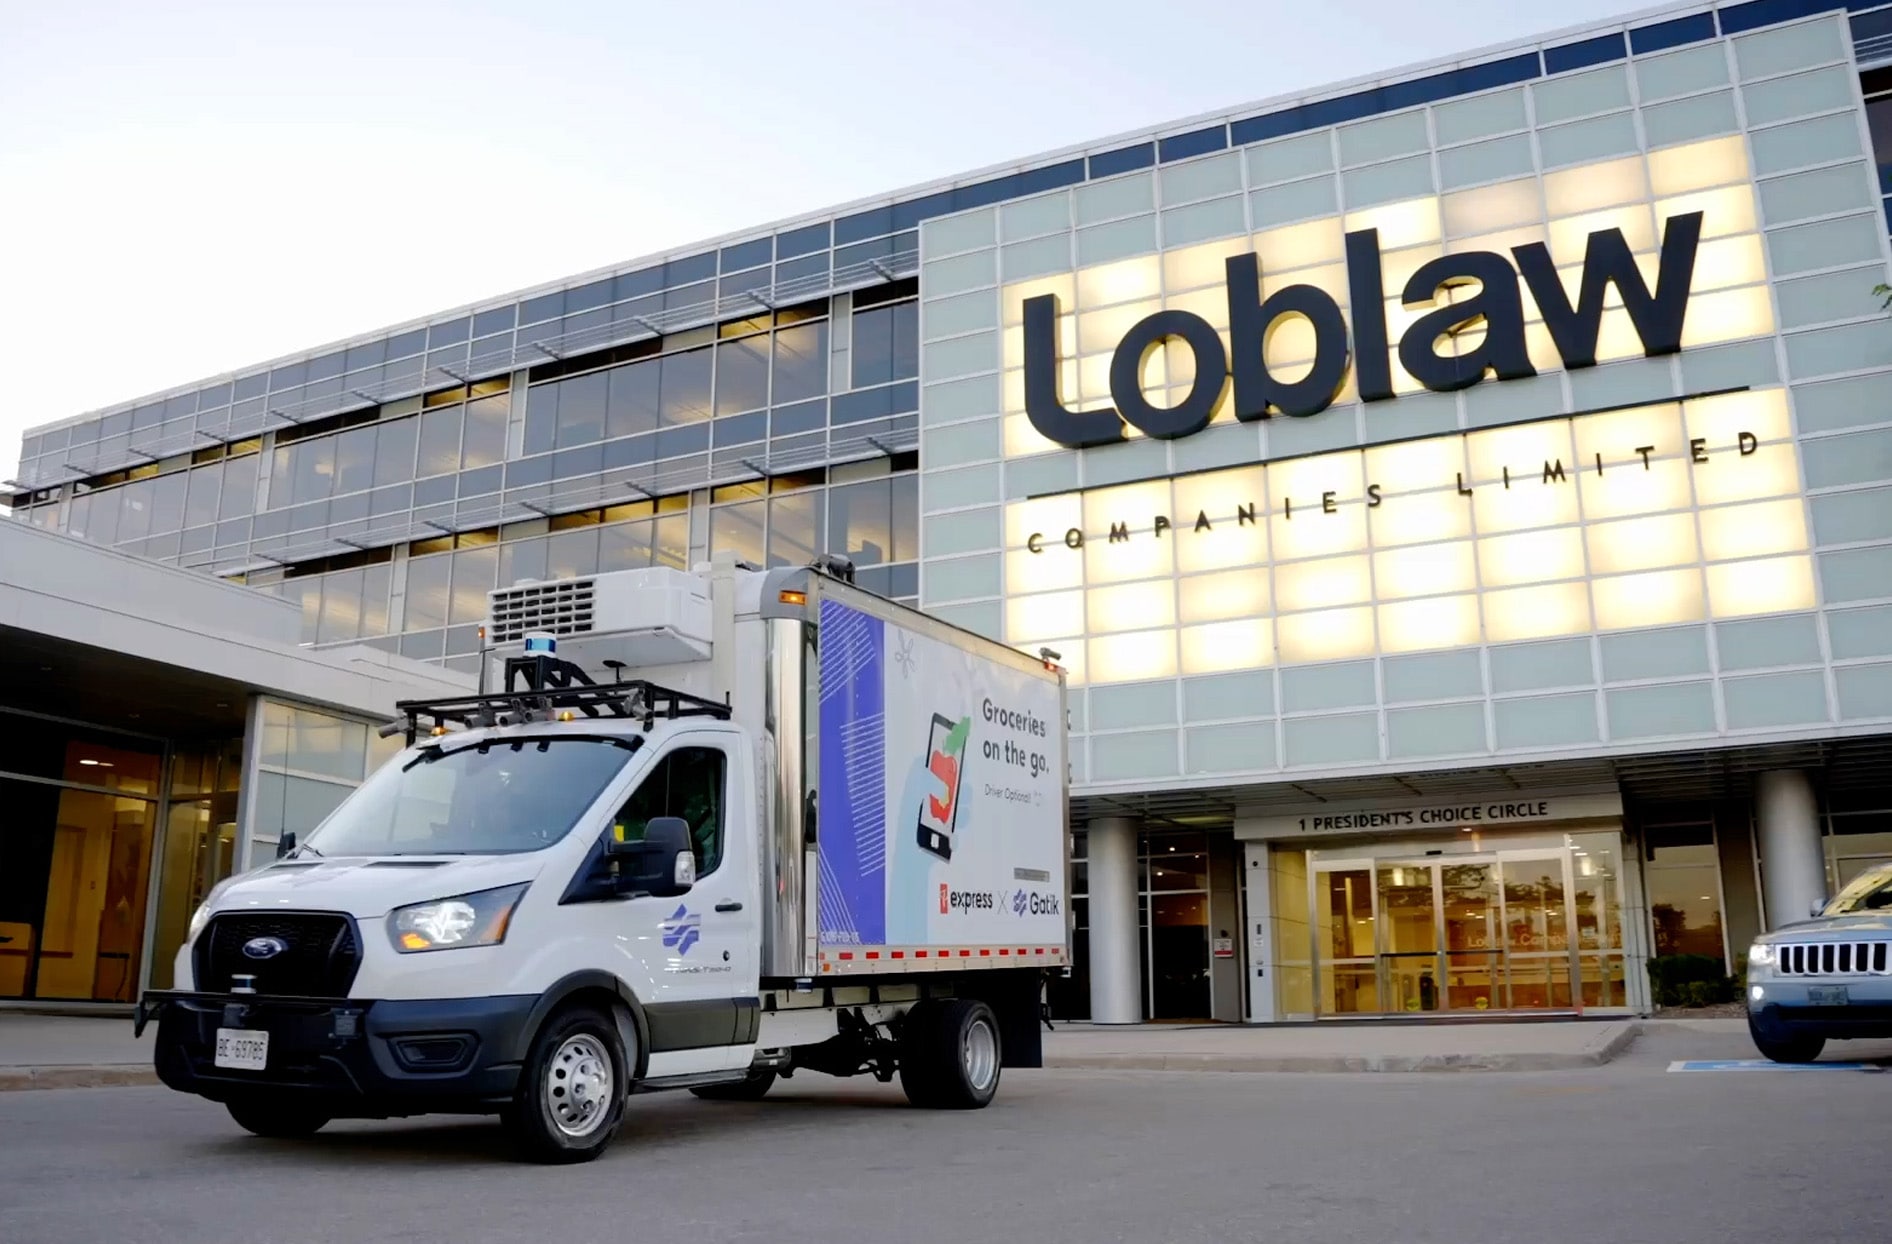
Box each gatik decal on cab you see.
[1022,212,1705,449]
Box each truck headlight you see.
[187,901,213,945]
[1748,943,1775,969]
[388,884,529,953]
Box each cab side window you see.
[609,747,725,876]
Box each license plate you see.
[1807,985,1850,1007]
[213,1027,269,1071]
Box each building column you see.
[1755,770,1826,929]
[1086,816,1142,1024]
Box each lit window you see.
[1276,607,1375,663]
[1592,567,1705,630]
[1706,556,1817,616]
[1378,595,1481,653]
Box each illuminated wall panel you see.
[999,396,1815,684]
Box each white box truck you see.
[136,553,1071,1162]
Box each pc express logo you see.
[941,886,995,914]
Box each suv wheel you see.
[1749,1015,1825,1064]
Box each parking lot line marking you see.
[1666,1059,1881,1072]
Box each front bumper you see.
[1748,977,1892,1042]
[137,990,537,1117]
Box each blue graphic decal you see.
[661,904,701,956]
[817,599,888,945]
[1011,889,1029,917]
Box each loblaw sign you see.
[1023,211,1705,449]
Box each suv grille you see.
[488,578,596,644]
[195,913,362,997]
[1775,941,1892,977]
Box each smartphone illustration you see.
[916,713,969,861]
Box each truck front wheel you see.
[898,999,1001,1110]
[506,1005,630,1163]
[225,1096,331,1139]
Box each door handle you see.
[715,900,744,913]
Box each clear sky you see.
[0,0,1652,486]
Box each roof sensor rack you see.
[384,634,728,747]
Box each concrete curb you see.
[0,1066,158,1092]
[0,1022,1648,1088]
[1042,1021,1641,1074]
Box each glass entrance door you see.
[1311,849,1596,1017]
[1377,863,1439,1013]
[1499,853,1573,1010]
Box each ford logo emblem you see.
[241,936,288,960]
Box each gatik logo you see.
[1022,212,1704,449]
[943,889,996,914]
[1011,890,1061,917]
[661,904,701,956]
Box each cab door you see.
[601,728,760,1076]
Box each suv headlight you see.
[388,883,529,953]
[1748,942,1775,969]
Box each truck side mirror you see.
[1810,898,1828,918]
[608,816,696,898]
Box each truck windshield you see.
[300,736,634,856]
[1821,863,1892,916]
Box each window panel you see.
[449,546,498,625]
[524,383,558,456]
[889,474,918,563]
[461,394,508,469]
[373,418,419,488]
[606,357,662,439]
[767,490,824,568]
[660,348,713,425]
[830,479,891,566]
[608,746,727,877]
[417,406,463,478]
[498,537,548,587]
[359,563,392,637]
[403,553,453,631]
[653,513,690,569]
[148,471,188,535]
[772,320,829,405]
[715,335,771,417]
[334,426,376,496]
[316,568,364,645]
[709,499,767,566]
[292,439,337,506]
[546,528,600,580]
[599,520,655,572]
[219,453,257,519]
[852,301,920,388]
[557,372,608,449]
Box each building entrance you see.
[1307,836,1627,1017]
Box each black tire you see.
[690,1069,778,1101]
[506,1005,630,1164]
[225,1096,331,1139]
[1750,1016,1825,1064]
[898,999,1001,1110]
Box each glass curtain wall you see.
[0,709,163,1003]
[1062,827,1215,1022]
[245,699,403,868]
[148,739,244,990]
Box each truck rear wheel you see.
[690,1069,777,1101]
[506,1004,629,1164]
[899,999,1001,1110]
[225,1096,331,1139]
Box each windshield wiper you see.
[291,842,324,859]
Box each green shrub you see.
[1648,954,1737,1007]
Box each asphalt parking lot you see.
[2,1026,1888,1244]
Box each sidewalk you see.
[1042,1018,1646,1073]
[0,1011,1672,1090]
[0,1013,154,1090]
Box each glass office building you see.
[11,0,1892,1021]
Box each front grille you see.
[487,578,596,644]
[195,912,362,997]
[1775,941,1892,977]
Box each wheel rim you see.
[962,1017,999,1092]
[545,1033,614,1138]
